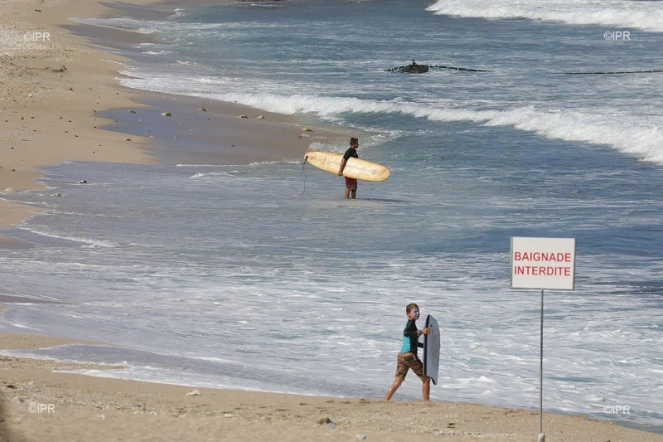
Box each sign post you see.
[510,237,576,442]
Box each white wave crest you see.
[118,71,663,166]
[176,164,223,168]
[169,8,187,19]
[208,93,663,165]
[426,0,663,33]
[247,160,301,166]
[22,227,118,248]
[188,172,236,179]
[71,17,244,34]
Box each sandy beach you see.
[3,329,663,442]
[1,0,152,232]
[1,1,662,441]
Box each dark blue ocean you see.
[1,0,662,432]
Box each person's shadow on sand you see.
[0,390,8,442]
[1,389,20,442]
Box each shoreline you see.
[2,329,663,442]
[97,91,346,166]
[0,0,159,232]
[0,0,346,238]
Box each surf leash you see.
[429,65,490,72]
[300,155,308,196]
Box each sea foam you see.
[426,0,663,33]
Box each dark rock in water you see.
[389,62,429,74]
[402,63,429,74]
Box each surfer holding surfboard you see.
[337,137,359,199]
[303,139,390,196]
[384,303,432,401]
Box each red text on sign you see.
[513,266,571,277]
[513,252,571,262]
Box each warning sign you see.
[511,237,576,290]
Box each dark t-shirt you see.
[343,147,358,161]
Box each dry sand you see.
[2,330,662,442]
[1,1,662,441]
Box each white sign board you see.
[511,237,576,290]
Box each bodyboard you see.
[424,314,440,385]
[304,151,390,182]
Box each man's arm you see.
[337,158,347,176]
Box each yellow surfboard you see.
[304,151,390,182]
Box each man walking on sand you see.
[384,303,431,401]
[337,137,359,199]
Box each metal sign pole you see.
[510,236,576,442]
[539,288,545,442]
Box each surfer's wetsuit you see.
[395,320,426,379]
[400,320,424,355]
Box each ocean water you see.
[1,0,662,433]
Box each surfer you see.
[384,303,431,401]
[337,137,359,199]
